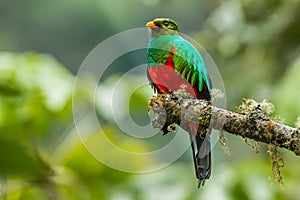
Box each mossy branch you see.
[149,91,300,156]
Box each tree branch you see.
[149,92,300,156]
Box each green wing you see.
[172,36,212,95]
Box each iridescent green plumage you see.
[146,18,212,187]
[146,19,211,98]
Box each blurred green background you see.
[1,0,300,199]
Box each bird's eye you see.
[163,21,169,26]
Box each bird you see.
[146,18,212,187]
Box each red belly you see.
[148,65,200,99]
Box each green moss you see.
[267,145,284,188]
[236,98,274,117]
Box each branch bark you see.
[149,92,300,156]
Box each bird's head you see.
[146,18,179,37]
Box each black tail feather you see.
[189,131,211,188]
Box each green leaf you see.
[0,139,51,179]
[0,83,22,96]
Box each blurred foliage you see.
[273,58,300,126]
[0,0,300,199]
[193,0,300,111]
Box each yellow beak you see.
[146,21,158,28]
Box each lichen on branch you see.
[149,91,300,156]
